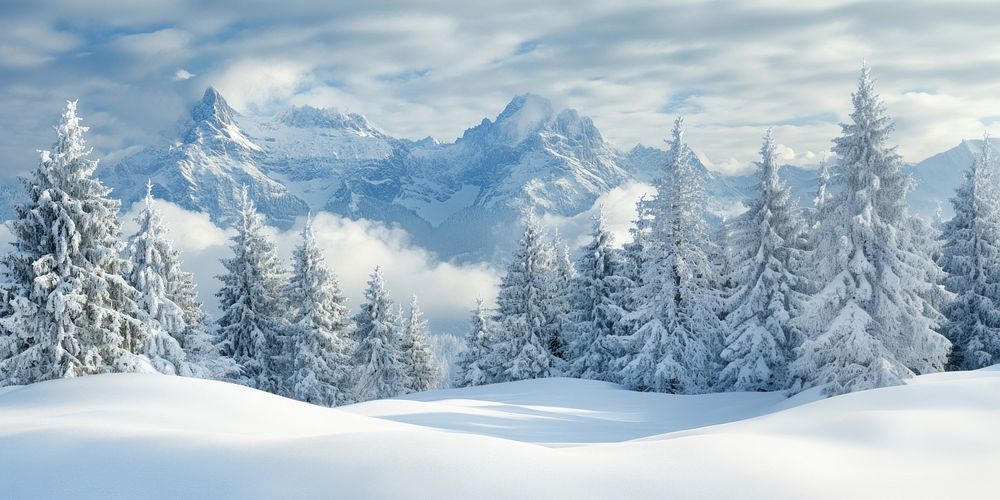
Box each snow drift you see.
[0,369,998,499]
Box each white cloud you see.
[174,69,195,81]
[209,59,314,114]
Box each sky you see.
[3,0,1000,178]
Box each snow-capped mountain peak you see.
[459,93,557,146]
[184,87,260,152]
[191,87,236,125]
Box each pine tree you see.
[401,295,439,393]
[621,195,652,289]
[813,160,832,211]
[352,267,410,401]
[939,136,1000,370]
[287,217,356,405]
[932,202,946,232]
[720,130,808,391]
[565,211,630,380]
[546,234,575,360]
[791,65,950,396]
[125,182,204,377]
[614,117,723,393]
[216,187,289,392]
[0,101,150,385]
[454,299,500,386]
[493,215,558,381]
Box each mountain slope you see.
[0,369,997,499]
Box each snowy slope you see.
[1,369,998,499]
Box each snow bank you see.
[0,370,998,499]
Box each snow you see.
[223,122,262,152]
[1,369,998,499]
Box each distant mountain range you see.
[2,88,984,262]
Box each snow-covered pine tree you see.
[454,298,500,386]
[352,267,410,401]
[287,216,356,406]
[0,101,151,385]
[546,233,575,360]
[791,65,951,396]
[126,181,206,377]
[621,195,652,289]
[492,214,558,381]
[216,187,289,393]
[614,117,724,394]
[813,160,832,211]
[564,211,631,381]
[401,295,439,393]
[168,266,236,379]
[932,202,946,232]
[711,218,737,313]
[939,136,1000,370]
[719,130,808,391]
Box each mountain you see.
[0,88,975,263]
[104,88,308,228]
[104,91,638,262]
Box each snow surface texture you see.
[1,369,998,499]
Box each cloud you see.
[112,28,193,57]
[174,69,195,81]
[0,19,81,68]
[3,0,1000,180]
[120,200,499,334]
[209,59,314,114]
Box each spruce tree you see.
[546,234,575,360]
[621,195,652,290]
[125,182,204,376]
[401,295,439,393]
[0,101,149,384]
[791,66,950,395]
[493,215,557,381]
[565,212,630,381]
[352,267,410,401]
[455,299,500,386]
[939,136,1000,370]
[216,187,288,392]
[720,130,808,391]
[287,217,355,405]
[813,160,832,211]
[615,117,723,393]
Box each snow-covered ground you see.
[1,369,998,499]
